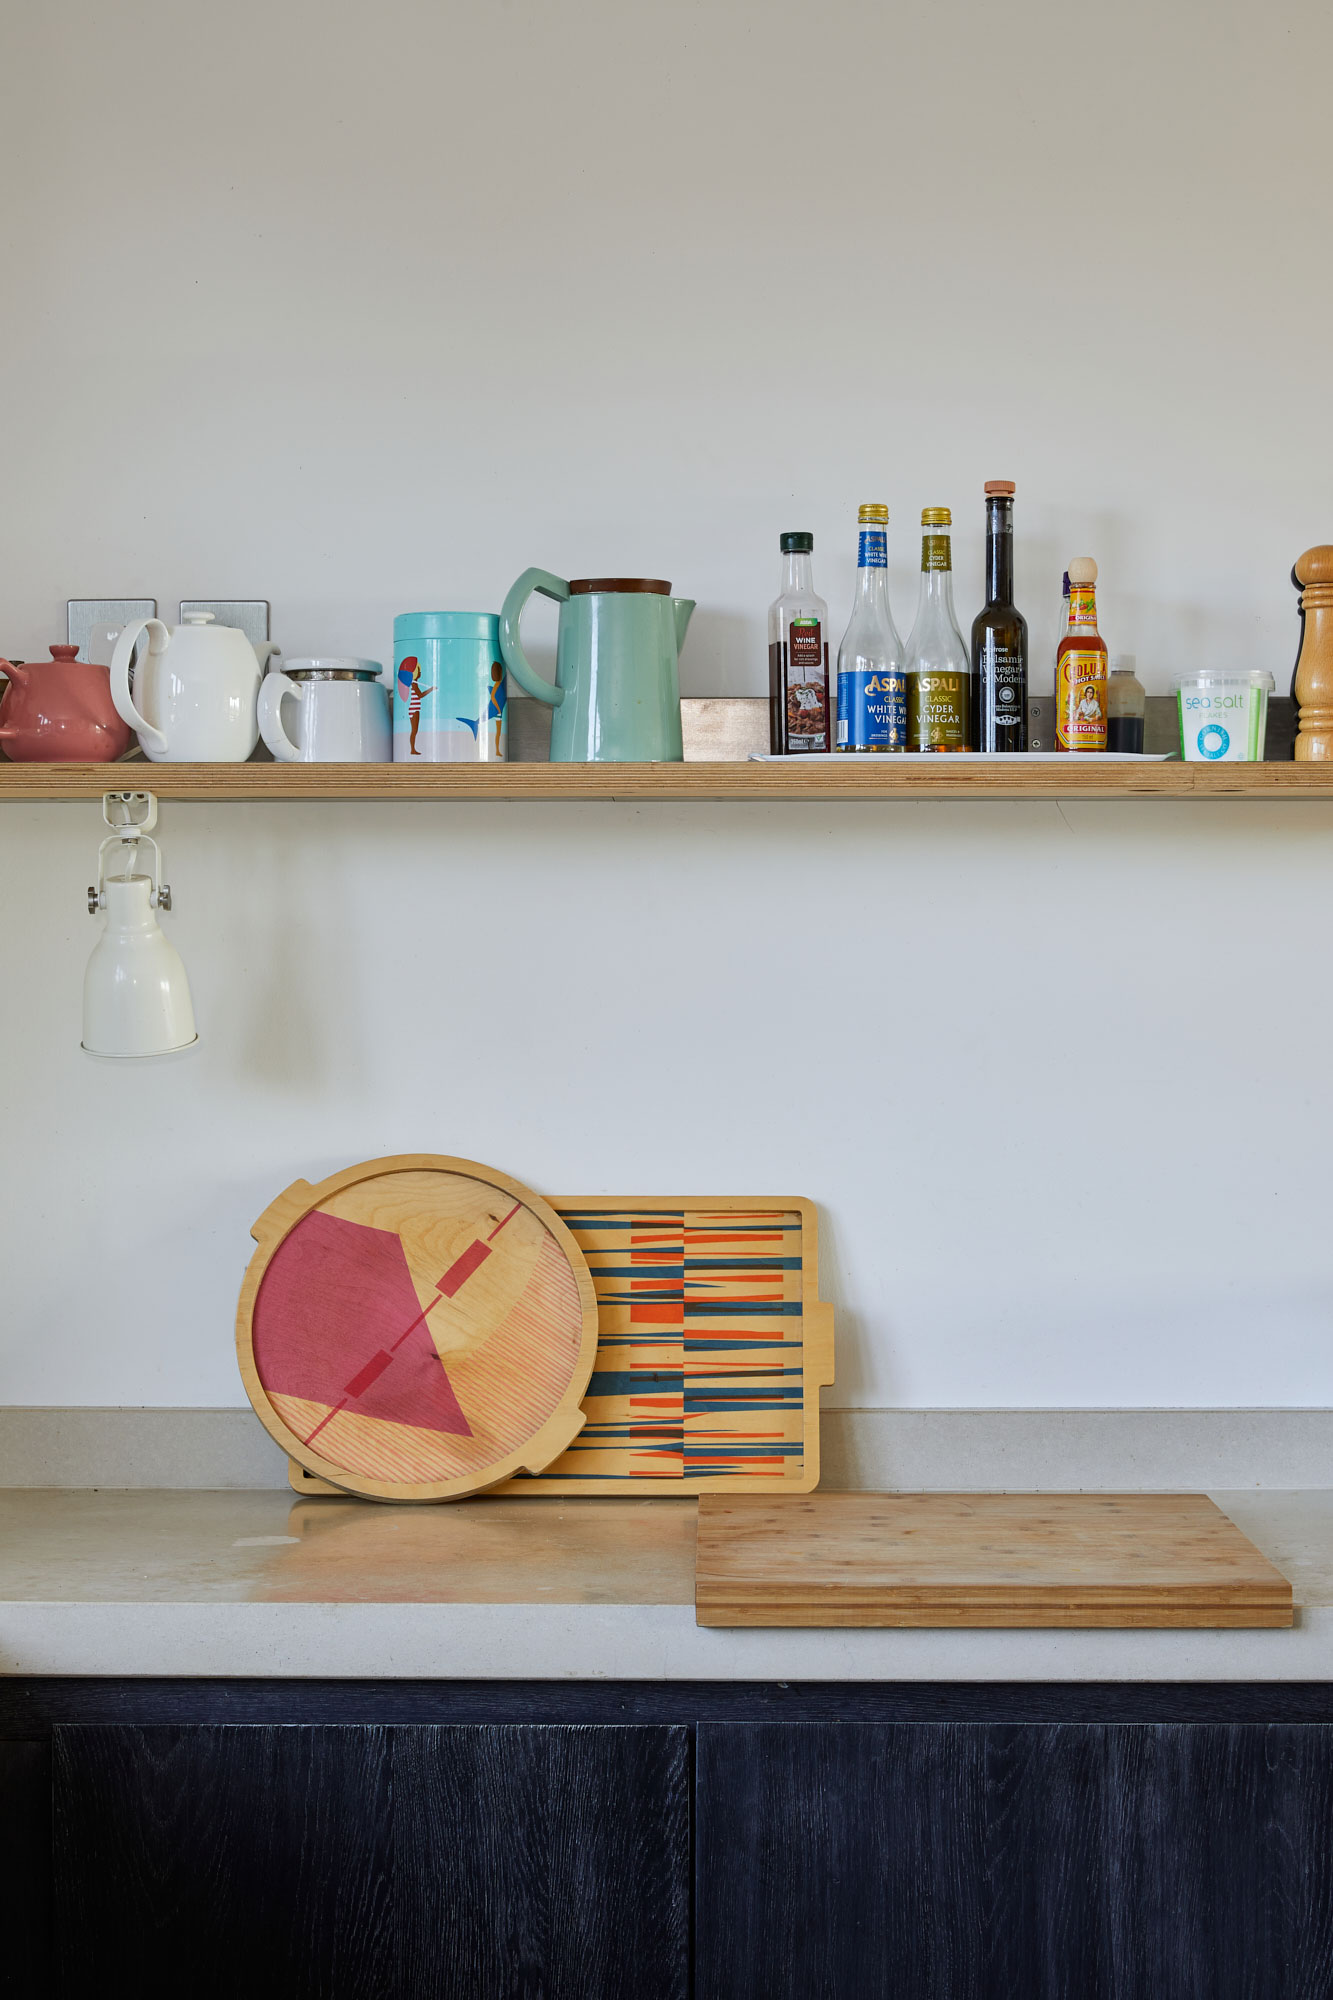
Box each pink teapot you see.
[0,645,134,762]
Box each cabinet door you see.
[696,1721,1333,2000]
[1,1740,52,2000]
[54,1724,396,2000]
[54,1722,688,2000]
[395,1724,689,2000]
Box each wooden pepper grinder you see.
[1293,546,1333,759]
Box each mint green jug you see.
[498,571,694,763]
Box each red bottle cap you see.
[984,480,1016,496]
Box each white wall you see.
[2,0,1332,1412]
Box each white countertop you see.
[4,1488,1333,1681]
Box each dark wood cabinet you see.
[6,1682,1333,2000]
[695,1721,1333,2000]
[52,1724,689,2000]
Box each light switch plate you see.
[180,600,269,646]
[67,599,157,665]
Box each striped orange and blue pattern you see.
[500,1200,832,1494]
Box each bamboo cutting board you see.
[694,1492,1294,1628]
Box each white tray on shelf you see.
[748,751,1175,763]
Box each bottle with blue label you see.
[836,504,906,753]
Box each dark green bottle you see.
[970,481,1028,752]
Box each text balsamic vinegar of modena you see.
[971,480,1028,751]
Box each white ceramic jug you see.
[110,614,279,762]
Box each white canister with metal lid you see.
[258,658,391,763]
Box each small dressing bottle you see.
[1107,654,1146,753]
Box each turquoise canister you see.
[392,611,506,762]
[498,572,693,763]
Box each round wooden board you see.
[236,1154,600,1502]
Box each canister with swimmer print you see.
[392,612,507,762]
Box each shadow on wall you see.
[228,830,372,1099]
[675,610,753,698]
[811,1199,894,1441]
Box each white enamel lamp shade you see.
[82,872,197,1059]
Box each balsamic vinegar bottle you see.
[970,480,1028,751]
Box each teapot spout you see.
[672,599,695,654]
[0,658,28,687]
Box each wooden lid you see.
[236,1154,599,1501]
[567,578,671,596]
[1295,546,1333,587]
[1068,557,1098,584]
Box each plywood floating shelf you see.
[2,760,1333,803]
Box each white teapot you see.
[111,614,279,762]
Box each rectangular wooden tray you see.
[694,1491,1294,1628]
[289,1195,833,1499]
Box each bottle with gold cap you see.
[971,480,1028,751]
[905,507,970,751]
[836,504,906,752]
[1055,558,1108,751]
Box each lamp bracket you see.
[101,790,158,834]
[88,830,170,914]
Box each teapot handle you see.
[0,659,23,738]
[110,618,170,757]
[498,568,568,707]
[257,672,302,761]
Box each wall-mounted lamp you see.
[82,791,197,1059]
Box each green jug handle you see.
[498,568,569,707]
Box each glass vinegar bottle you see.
[836,504,906,752]
[768,531,830,753]
[905,508,970,751]
[970,480,1028,751]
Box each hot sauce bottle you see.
[768,531,830,753]
[1055,557,1108,751]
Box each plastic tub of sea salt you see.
[1173,668,1274,761]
